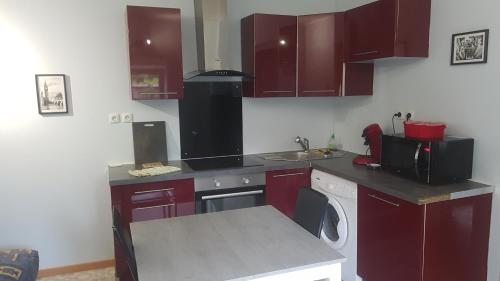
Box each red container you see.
[404,121,446,140]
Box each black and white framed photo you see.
[451,29,489,65]
[35,74,68,114]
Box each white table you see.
[130,206,345,281]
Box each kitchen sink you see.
[258,150,337,162]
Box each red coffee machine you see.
[353,124,382,165]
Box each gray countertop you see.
[108,154,311,186]
[130,206,345,281]
[311,152,493,205]
[109,151,493,205]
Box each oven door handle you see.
[414,143,422,180]
[201,190,263,200]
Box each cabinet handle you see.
[273,172,305,178]
[303,90,336,93]
[352,50,379,56]
[134,203,175,211]
[263,90,294,94]
[368,194,400,207]
[138,92,178,95]
[134,188,175,195]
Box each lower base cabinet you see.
[265,168,311,218]
[358,185,492,281]
[110,178,195,281]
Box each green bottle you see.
[327,133,336,151]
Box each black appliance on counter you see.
[180,70,264,214]
[381,134,474,184]
[132,121,168,169]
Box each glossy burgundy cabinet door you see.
[343,63,374,96]
[297,13,342,97]
[127,6,183,100]
[357,185,424,281]
[345,0,431,62]
[242,14,297,97]
[423,194,492,281]
[127,179,195,222]
[110,178,194,280]
[265,168,311,218]
[358,185,492,281]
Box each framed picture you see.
[35,74,68,114]
[451,29,489,65]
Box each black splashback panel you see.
[179,82,243,159]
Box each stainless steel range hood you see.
[185,0,247,81]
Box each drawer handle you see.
[134,188,175,195]
[368,194,400,207]
[352,50,379,56]
[273,172,305,178]
[134,203,175,211]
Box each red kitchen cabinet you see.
[358,185,424,281]
[241,14,297,98]
[110,178,194,281]
[127,6,184,100]
[298,13,343,97]
[111,178,195,224]
[266,168,311,217]
[344,0,431,62]
[298,13,373,97]
[358,185,492,281]
[343,63,374,96]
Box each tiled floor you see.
[38,267,115,281]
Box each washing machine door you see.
[321,195,348,250]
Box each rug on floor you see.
[37,267,115,281]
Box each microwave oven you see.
[381,134,474,184]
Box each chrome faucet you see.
[295,136,310,153]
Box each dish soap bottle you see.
[327,133,336,152]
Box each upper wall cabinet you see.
[298,13,374,97]
[242,13,374,98]
[127,6,184,100]
[297,13,343,97]
[344,0,431,62]
[241,14,298,98]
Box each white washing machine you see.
[311,169,362,281]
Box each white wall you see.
[331,1,500,281]
[0,0,338,269]
[0,0,198,269]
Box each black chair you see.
[112,207,139,281]
[293,187,329,238]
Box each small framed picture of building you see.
[451,29,489,65]
[35,74,68,114]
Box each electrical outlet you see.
[406,111,416,121]
[394,111,403,120]
[121,113,133,123]
[108,113,121,124]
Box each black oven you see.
[381,134,474,184]
[194,173,266,214]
